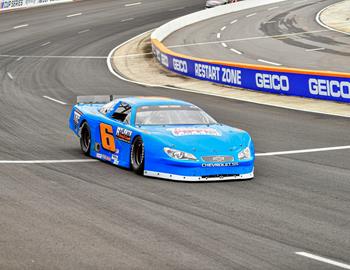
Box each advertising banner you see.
[152,43,350,104]
[1,0,72,11]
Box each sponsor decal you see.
[202,162,238,167]
[168,127,221,137]
[155,49,161,62]
[173,58,188,73]
[309,78,350,99]
[96,153,111,162]
[73,109,83,126]
[1,0,67,9]
[255,73,289,91]
[116,127,132,143]
[212,156,226,162]
[161,54,169,68]
[112,153,119,165]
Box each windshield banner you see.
[152,42,350,104]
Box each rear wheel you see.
[130,136,145,175]
[80,122,91,156]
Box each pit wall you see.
[151,0,350,103]
[1,0,74,11]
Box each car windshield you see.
[135,105,217,126]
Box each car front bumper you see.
[144,170,254,181]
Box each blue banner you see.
[152,44,350,103]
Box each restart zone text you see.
[69,96,255,181]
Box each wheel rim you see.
[133,141,143,166]
[82,126,90,151]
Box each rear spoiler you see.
[76,95,128,104]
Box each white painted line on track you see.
[256,145,350,157]
[3,145,349,165]
[217,33,221,39]
[294,0,307,4]
[66,13,82,18]
[246,13,256,18]
[7,72,14,80]
[220,26,226,31]
[264,20,277,24]
[169,7,185,11]
[0,53,153,60]
[221,42,228,48]
[268,6,279,10]
[295,252,350,269]
[0,55,107,59]
[168,29,329,49]
[124,2,141,7]
[40,42,51,47]
[257,59,281,66]
[43,96,67,105]
[305,47,325,52]
[316,4,350,36]
[121,18,134,22]
[230,48,242,55]
[13,24,28,29]
[0,159,98,164]
[78,29,90,34]
[230,19,238,24]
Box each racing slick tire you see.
[130,136,145,175]
[80,122,91,156]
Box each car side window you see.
[111,102,132,123]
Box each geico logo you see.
[256,73,289,91]
[173,58,188,73]
[156,50,161,61]
[161,54,169,67]
[309,78,350,99]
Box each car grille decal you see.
[202,155,234,162]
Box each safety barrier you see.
[1,0,73,11]
[151,0,350,103]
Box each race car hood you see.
[140,124,251,154]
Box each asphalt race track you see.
[165,0,350,72]
[0,0,350,269]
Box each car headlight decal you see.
[238,147,251,160]
[164,147,197,161]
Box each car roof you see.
[118,96,194,107]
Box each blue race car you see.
[69,96,255,181]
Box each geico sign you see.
[309,78,350,99]
[173,58,188,73]
[255,73,289,91]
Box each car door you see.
[98,101,133,167]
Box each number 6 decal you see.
[100,123,116,152]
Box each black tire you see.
[130,136,145,175]
[80,122,91,156]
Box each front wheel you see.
[80,122,91,156]
[130,136,145,175]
